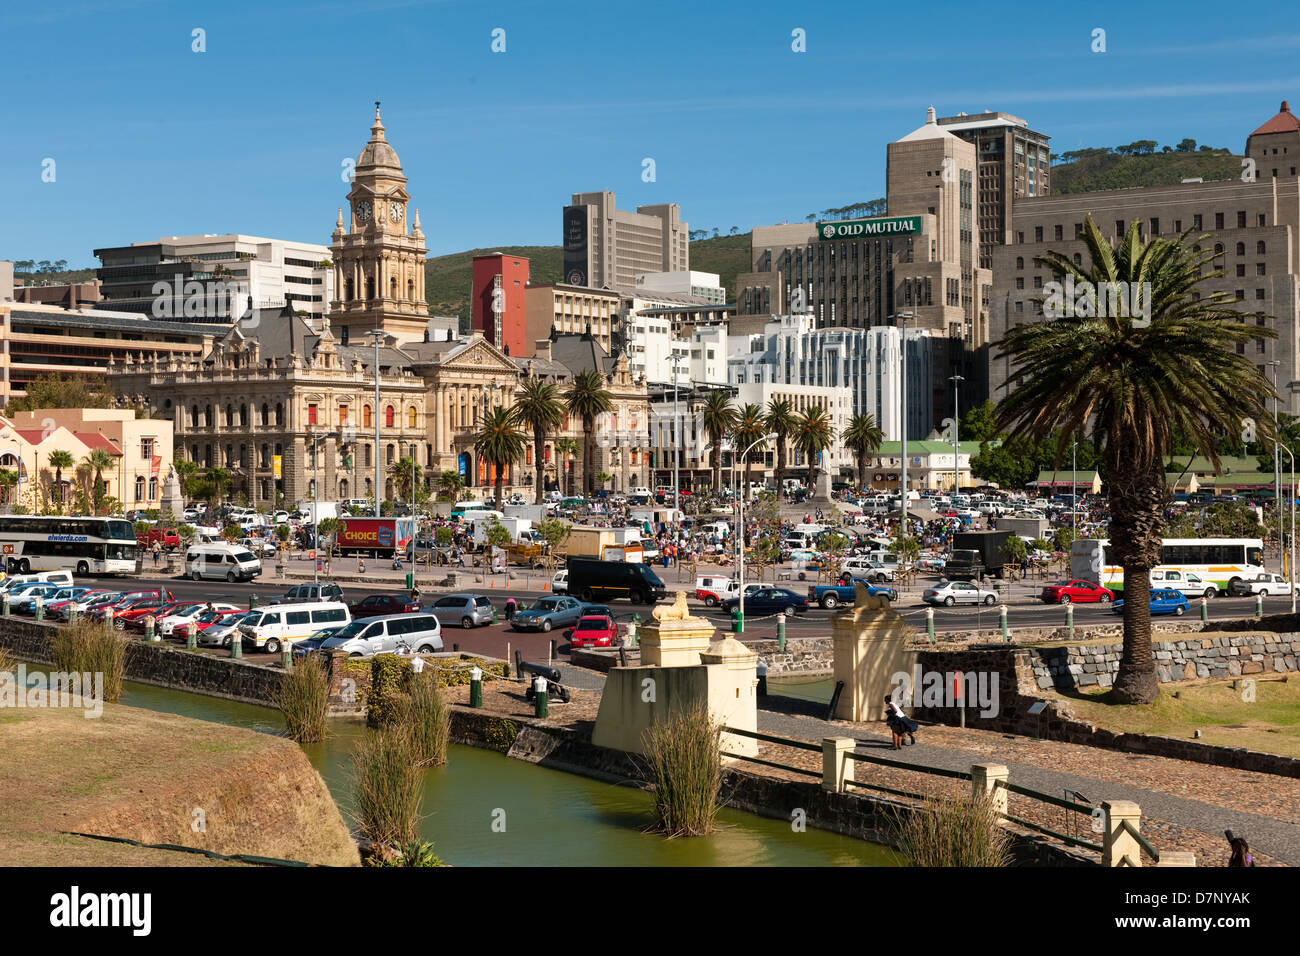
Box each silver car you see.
[923,580,999,607]
[317,612,443,657]
[430,593,494,629]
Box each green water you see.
[768,676,835,705]
[107,678,897,866]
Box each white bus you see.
[1070,537,1266,595]
[0,515,139,576]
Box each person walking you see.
[884,695,918,747]
[151,540,161,568]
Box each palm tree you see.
[512,379,566,505]
[765,399,797,494]
[795,406,836,496]
[388,456,421,504]
[83,449,117,515]
[843,413,885,491]
[47,449,75,510]
[996,214,1274,705]
[700,391,738,495]
[437,469,464,501]
[564,370,613,495]
[202,466,231,508]
[473,407,527,510]
[733,403,769,496]
[173,457,200,499]
[555,437,580,497]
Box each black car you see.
[720,587,808,616]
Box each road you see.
[55,570,1296,667]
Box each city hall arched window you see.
[407,406,417,428]
[362,405,372,427]
[385,405,395,427]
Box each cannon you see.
[515,651,571,704]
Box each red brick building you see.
[471,253,529,357]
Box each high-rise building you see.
[990,101,1300,413]
[329,104,430,345]
[562,191,689,289]
[937,111,1052,269]
[470,253,528,356]
[93,234,332,321]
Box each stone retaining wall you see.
[0,618,285,707]
[569,638,834,676]
[1029,633,1300,690]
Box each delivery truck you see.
[945,530,1014,581]
[335,516,417,557]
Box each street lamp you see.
[1273,439,1297,614]
[310,430,339,585]
[366,329,385,518]
[1269,360,1281,561]
[948,374,964,496]
[670,351,686,530]
[736,434,774,628]
[891,311,915,526]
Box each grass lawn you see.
[1048,676,1300,758]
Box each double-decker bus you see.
[0,515,139,575]
[1070,537,1266,594]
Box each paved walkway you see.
[754,705,1300,866]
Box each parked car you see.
[923,580,999,607]
[238,601,351,654]
[11,583,74,614]
[719,587,808,617]
[430,593,495,629]
[349,593,423,618]
[566,613,618,648]
[55,589,122,621]
[550,569,568,594]
[159,602,241,637]
[279,582,345,604]
[1148,568,1220,599]
[1039,579,1116,605]
[2,570,75,592]
[290,627,347,659]
[1226,572,1294,597]
[318,612,443,657]
[510,596,585,632]
[94,589,176,628]
[198,610,258,648]
[1113,588,1189,616]
[43,587,96,618]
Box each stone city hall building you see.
[114,108,652,505]
[992,101,1300,413]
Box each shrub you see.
[348,727,423,849]
[484,717,519,753]
[405,669,451,767]
[642,705,722,837]
[278,656,330,743]
[53,620,126,702]
[364,839,444,867]
[367,654,413,728]
[890,791,1011,867]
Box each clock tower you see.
[330,103,430,344]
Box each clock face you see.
[389,203,404,223]
[355,201,372,223]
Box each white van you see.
[238,601,351,654]
[2,570,74,591]
[185,543,262,582]
[318,612,443,658]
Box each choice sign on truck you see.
[336,517,416,555]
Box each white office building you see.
[728,314,936,442]
[634,270,726,304]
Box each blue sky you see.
[4,0,1300,267]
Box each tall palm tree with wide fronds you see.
[733,403,769,496]
[473,407,527,510]
[844,413,885,491]
[47,449,75,511]
[437,469,465,501]
[387,456,421,505]
[997,214,1275,705]
[700,390,738,495]
[512,378,567,505]
[554,437,580,497]
[795,406,836,496]
[765,398,797,493]
[83,449,118,515]
[564,370,613,495]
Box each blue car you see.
[1112,588,1188,616]
[510,596,586,632]
[720,587,809,616]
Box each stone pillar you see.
[1102,799,1143,867]
[1155,851,1197,867]
[970,763,1009,816]
[822,737,855,793]
[829,589,911,722]
[700,634,759,759]
[638,593,713,666]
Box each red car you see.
[95,589,176,628]
[137,527,181,551]
[124,599,187,631]
[1040,579,1115,605]
[192,608,246,632]
[568,614,618,649]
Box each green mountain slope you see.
[423,233,752,321]
[1052,146,1242,194]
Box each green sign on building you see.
[817,216,922,240]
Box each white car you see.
[551,569,568,594]
[1149,568,1219,600]
[923,580,999,607]
[1229,572,1293,597]
[159,602,240,636]
[239,537,278,557]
